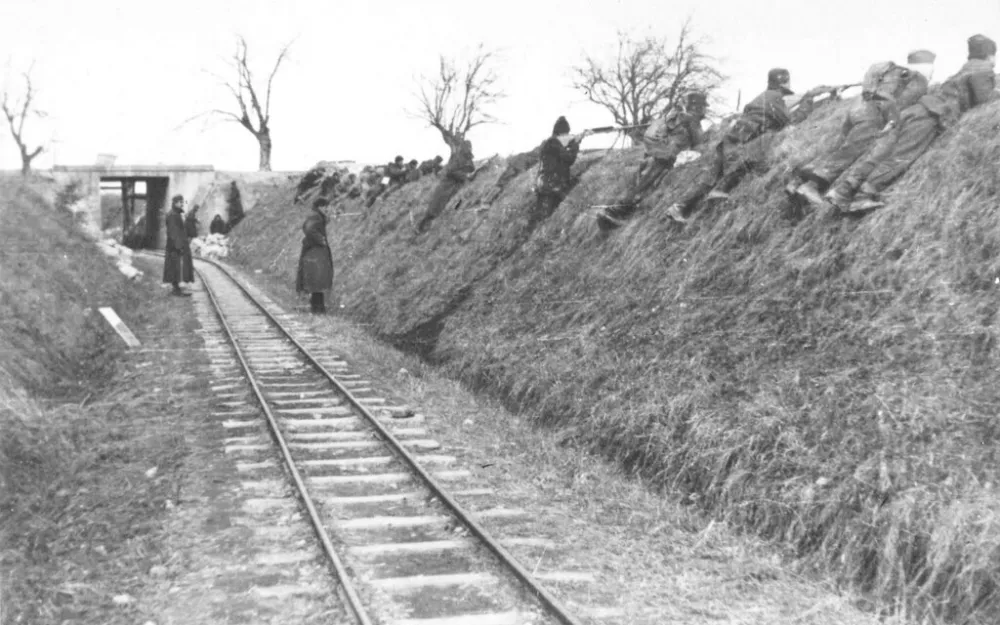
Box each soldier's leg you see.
[830,126,902,206]
[862,111,939,194]
[529,192,560,229]
[631,156,674,204]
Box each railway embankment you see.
[0,179,195,623]
[230,98,1000,622]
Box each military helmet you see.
[767,68,794,95]
[906,49,936,64]
[968,34,997,60]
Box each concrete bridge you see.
[52,164,217,249]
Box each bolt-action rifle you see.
[790,83,862,112]
[570,123,651,142]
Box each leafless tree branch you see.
[410,45,504,154]
[571,20,725,141]
[197,35,293,171]
[2,62,47,176]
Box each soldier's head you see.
[171,195,185,210]
[767,68,794,95]
[967,34,997,63]
[312,197,330,212]
[408,159,418,168]
[684,92,708,119]
[395,155,404,165]
[552,116,571,136]
[434,155,443,163]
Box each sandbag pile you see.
[190,233,230,260]
[67,199,145,280]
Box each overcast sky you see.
[0,0,996,171]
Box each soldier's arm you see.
[768,92,793,128]
[561,139,581,163]
[968,71,998,105]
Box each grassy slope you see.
[0,180,188,624]
[230,99,1000,621]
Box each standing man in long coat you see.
[296,197,334,314]
[162,194,193,296]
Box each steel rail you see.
[197,257,585,625]
[194,261,374,625]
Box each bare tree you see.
[572,20,724,141]
[413,45,504,155]
[2,64,47,176]
[203,36,291,171]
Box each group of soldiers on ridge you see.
[165,34,998,308]
[294,155,445,209]
[578,34,996,229]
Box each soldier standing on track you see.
[162,194,193,296]
[839,35,997,212]
[787,60,924,208]
[596,92,707,229]
[534,116,588,224]
[184,203,200,239]
[296,197,335,314]
[665,68,822,224]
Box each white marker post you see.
[98,307,141,348]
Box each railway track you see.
[180,257,621,625]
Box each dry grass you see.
[0,179,197,624]
[229,98,1000,623]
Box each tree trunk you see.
[20,151,31,176]
[257,131,272,171]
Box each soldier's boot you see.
[666,203,688,224]
[847,183,885,212]
[595,208,626,231]
[824,185,853,211]
[795,181,829,209]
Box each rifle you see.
[790,83,862,112]
[586,123,651,134]
[573,123,651,141]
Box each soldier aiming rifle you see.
[596,91,709,230]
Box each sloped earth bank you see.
[1,179,197,624]
[230,98,1000,623]
[192,258,890,624]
